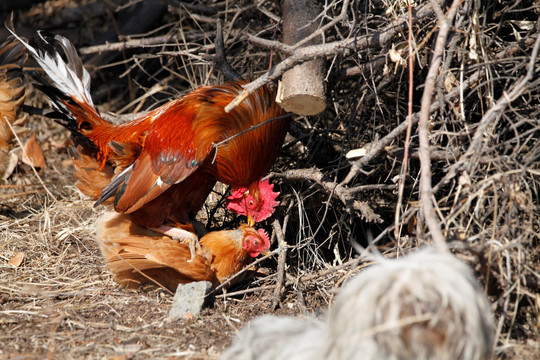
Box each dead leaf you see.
[22,133,46,169]
[388,44,406,66]
[444,73,457,93]
[346,148,367,159]
[1,152,18,180]
[50,138,71,149]
[61,158,73,168]
[8,251,25,267]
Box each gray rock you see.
[168,281,215,319]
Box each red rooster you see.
[8,29,289,238]
[98,211,270,290]
[0,38,28,180]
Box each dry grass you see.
[1,0,539,359]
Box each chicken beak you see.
[247,214,255,227]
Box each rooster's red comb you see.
[256,179,280,222]
[226,179,280,223]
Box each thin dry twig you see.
[394,0,417,241]
[270,168,381,222]
[271,219,287,309]
[416,0,462,251]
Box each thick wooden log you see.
[277,0,326,116]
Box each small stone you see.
[168,281,214,319]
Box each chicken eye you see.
[249,200,254,207]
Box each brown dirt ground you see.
[1,190,337,359]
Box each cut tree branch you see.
[277,0,327,116]
[224,2,434,112]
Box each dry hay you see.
[1,0,539,359]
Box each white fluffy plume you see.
[221,316,326,360]
[221,248,494,360]
[6,26,94,108]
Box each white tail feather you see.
[6,27,94,108]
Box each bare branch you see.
[271,219,287,309]
[270,168,382,223]
[463,34,540,170]
[417,0,462,251]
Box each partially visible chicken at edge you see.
[0,38,28,180]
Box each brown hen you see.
[98,212,270,291]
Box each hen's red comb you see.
[257,228,271,251]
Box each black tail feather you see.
[0,37,27,70]
[30,74,98,155]
[94,165,132,207]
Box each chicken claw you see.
[151,225,201,261]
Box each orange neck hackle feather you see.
[201,224,270,282]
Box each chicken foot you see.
[150,224,201,261]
